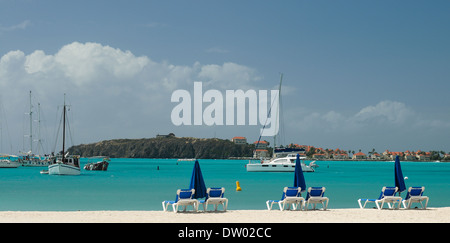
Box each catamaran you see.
[246,153,316,172]
[48,95,80,176]
[246,74,316,172]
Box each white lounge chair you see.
[304,187,329,210]
[358,186,402,210]
[162,189,199,212]
[199,187,228,212]
[266,187,304,211]
[402,186,429,209]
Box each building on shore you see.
[231,136,247,145]
[352,152,367,160]
[253,140,269,158]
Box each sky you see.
[0,0,449,155]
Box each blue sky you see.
[0,0,449,155]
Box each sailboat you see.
[246,74,316,172]
[48,95,80,175]
[20,91,52,167]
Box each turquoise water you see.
[0,158,449,211]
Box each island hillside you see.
[67,136,256,159]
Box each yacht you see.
[246,74,317,172]
[19,154,52,167]
[0,155,20,168]
[246,153,316,172]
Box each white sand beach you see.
[0,207,448,223]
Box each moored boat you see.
[0,155,20,168]
[246,153,316,172]
[19,154,52,167]
[49,154,81,175]
[247,74,317,173]
[48,94,80,176]
[84,157,110,171]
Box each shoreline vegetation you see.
[68,135,254,159]
[68,135,450,162]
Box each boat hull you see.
[20,160,51,167]
[84,161,109,171]
[0,160,20,168]
[246,163,314,172]
[48,163,80,175]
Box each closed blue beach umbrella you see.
[189,160,207,199]
[394,155,406,194]
[294,154,306,192]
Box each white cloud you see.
[2,41,260,93]
[0,41,263,153]
[0,20,31,32]
[0,50,25,73]
[53,42,150,85]
[293,100,417,131]
[353,100,415,125]
[198,62,262,89]
[286,100,450,151]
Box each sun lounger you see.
[266,187,304,211]
[304,187,329,210]
[402,186,429,209]
[199,187,228,212]
[358,186,402,210]
[162,189,199,212]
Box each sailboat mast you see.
[29,90,33,154]
[37,102,41,156]
[273,73,283,151]
[62,94,66,163]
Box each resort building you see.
[312,153,327,160]
[352,152,367,160]
[254,149,269,158]
[416,151,431,161]
[370,153,382,160]
[231,136,247,145]
[382,150,404,160]
[404,151,417,161]
[444,154,450,161]
[254,140,269,149]
[333,153,350,160]
[332,148,350,160]
[253,140,269,158]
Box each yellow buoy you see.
[236,181,242,191]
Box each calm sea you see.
[0,158,448,211]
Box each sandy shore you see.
[0,207,448,223]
